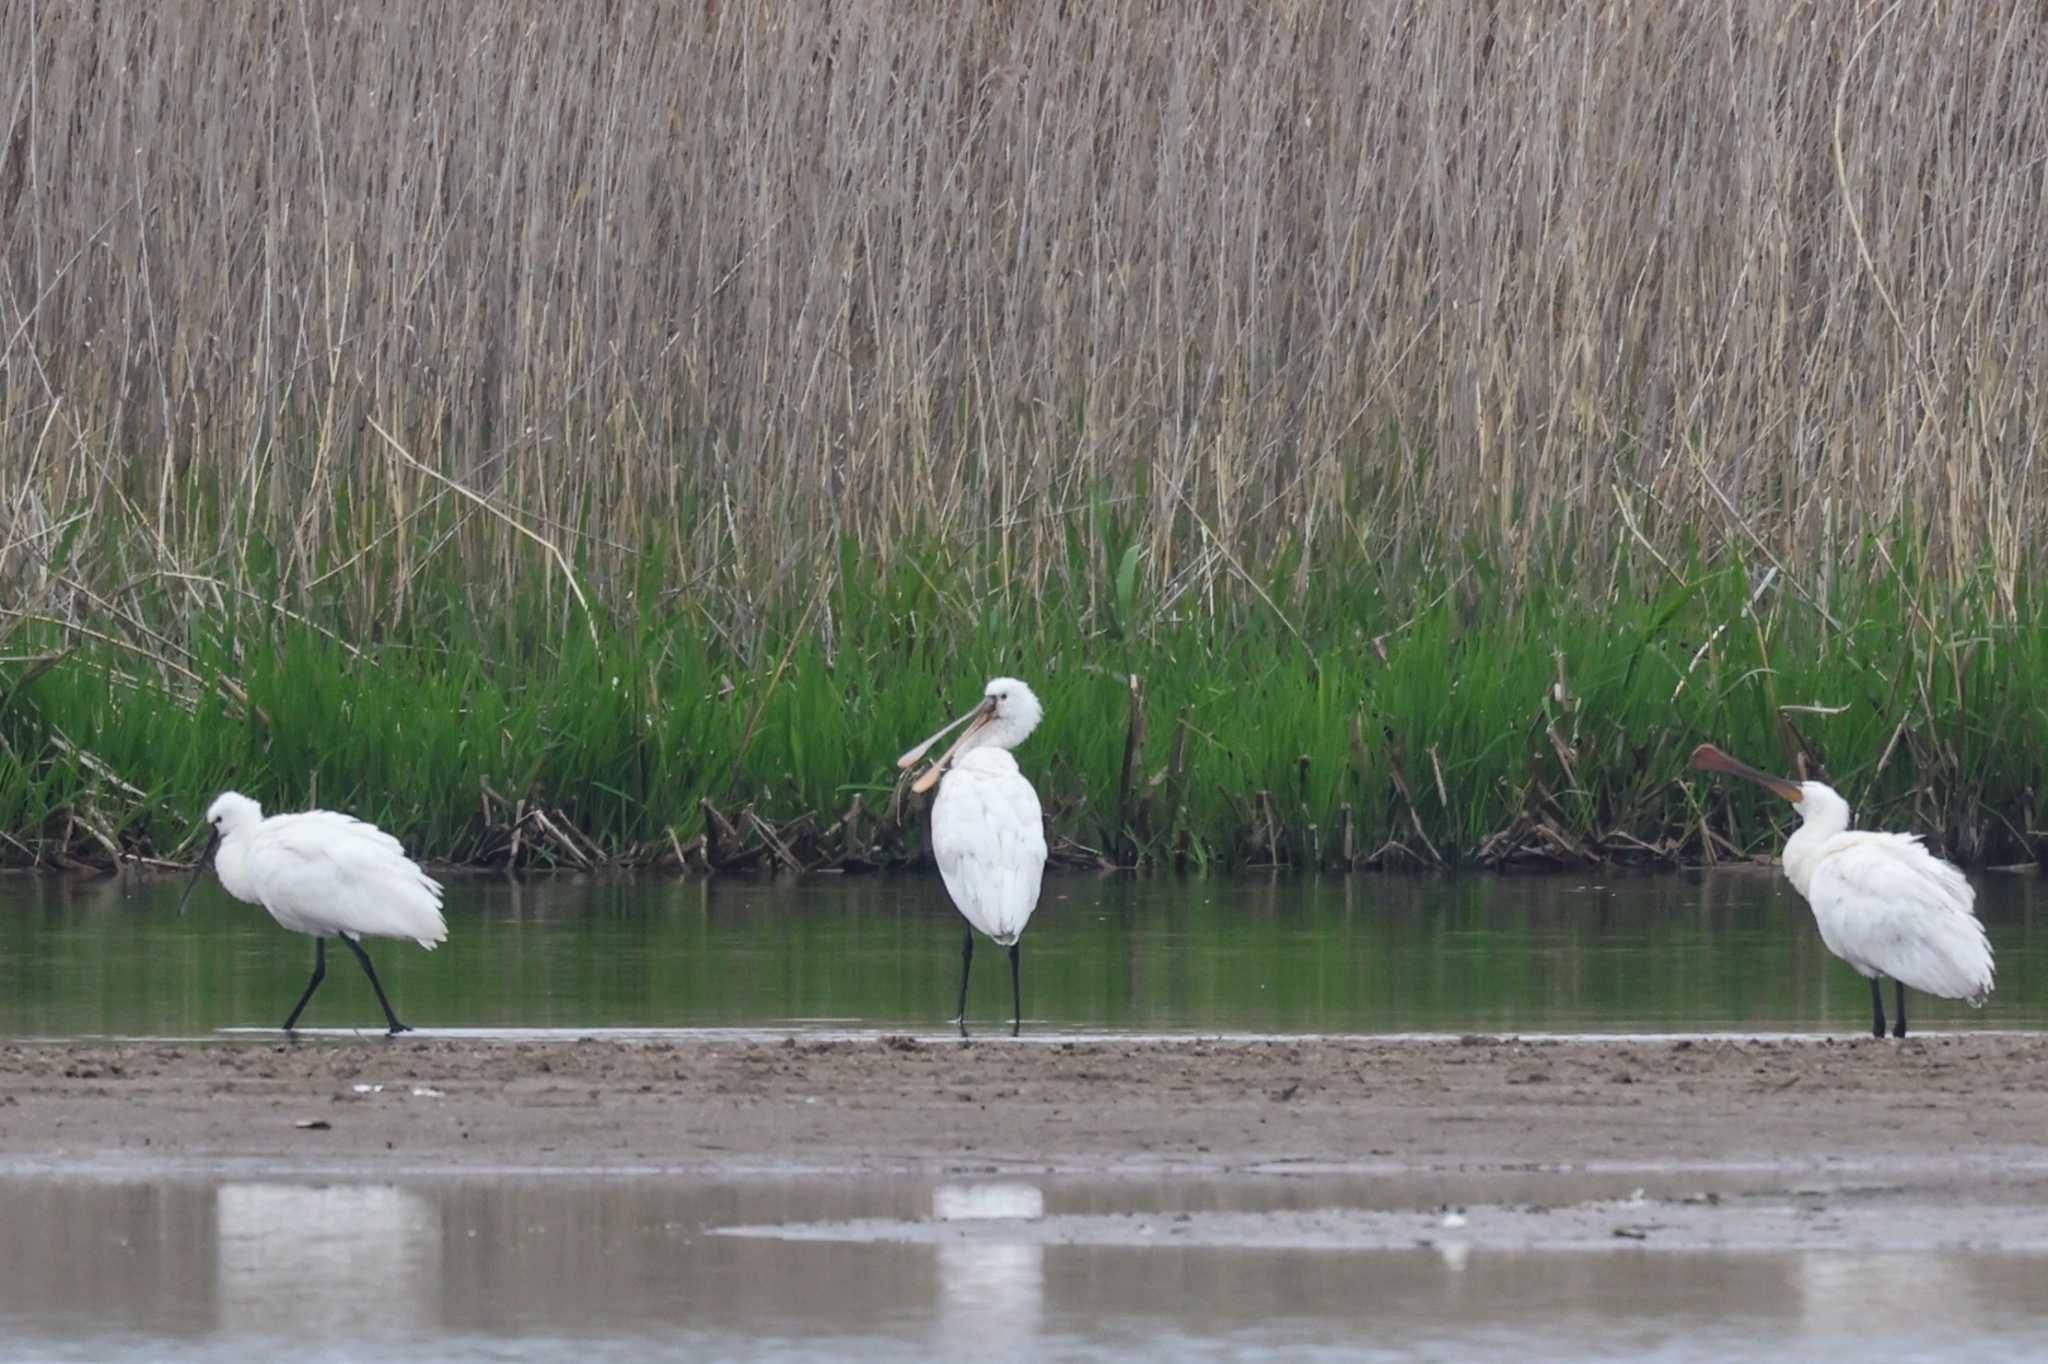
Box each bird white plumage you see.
[899,677,1048,1036]
[1801,833,1992,1004]
[1691,745,1993,1037]
[186,790,446,1033]
[208,794,447,948]
[932,746,1047,947]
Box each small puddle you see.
[4,1172,2046,1362]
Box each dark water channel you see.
[0,869,2042,1039]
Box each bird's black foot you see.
[1891,1021,1907,1040]
[387,1021,414,1036]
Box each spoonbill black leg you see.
[282,939,328,1033]
[954,924,975,1038]
[1008,943,1022,1038]
[1892,979,1908,1040]
[339,934,411,1034]
[1868,977,1886,1039]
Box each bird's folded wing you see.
[1808,835,1991,1002]
[248,813,448,948]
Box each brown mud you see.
[2,1033,2040,1184]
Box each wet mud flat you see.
[2,1034,2045,1251]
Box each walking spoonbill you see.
[178,791,448,1034]
[1690,744,1993,1037]
[899,678,1048,1037]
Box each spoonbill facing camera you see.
[899,678,1048,1037]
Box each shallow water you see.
[0,864,2039,1036]
[0,870,2041,1038]
[6,874,2045,1362]
[1,1172,2043,1363]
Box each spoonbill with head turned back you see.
[179,791,448,1034]
[1689,744,1992,1038]
[899,678,1048,1038]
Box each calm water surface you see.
[2,1172,2044,1364]
[6,872,2046,1362]
[0,870,2042,1038]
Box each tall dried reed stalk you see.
[2,0,2044,646]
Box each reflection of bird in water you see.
[1795,1251,1975,1345]
[215,1183,439,1337]
[932,1182,1045,1353]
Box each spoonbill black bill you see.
[1690,744,1992,1038]
[179,791,448,1034]
[899,678,1048,1037]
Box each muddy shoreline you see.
[2,1033,2041,1178]
[7,1034,2048,1253]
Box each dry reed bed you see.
[1,3,2046,868]
[3,2,2044,622]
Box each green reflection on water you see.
[0,871,2041,1038]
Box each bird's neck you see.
[947,745,1021,778]
[964,727,1020,757]
[1781,816,1846,898]
[212,840,252,900]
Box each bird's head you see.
[897,677,1044,794]
[1789,780,1850,832]
[205,790,265,838]
[980,677,1043,748]
[177,790,262,915]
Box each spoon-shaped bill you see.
[897,705,982,770]
[175,826,222,914]
[901,699,996,795]
[1689,743,1804,802]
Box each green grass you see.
[3,532,2042,871]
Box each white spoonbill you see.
[178,791,448,1034]
[1690,744,1992,1038]
[898,678,1048,1037]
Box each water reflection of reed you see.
[3,868,2042,1036]
[432,1178,931,1335]
[11,1174,2048,1355]
[0,1179,215,1334]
